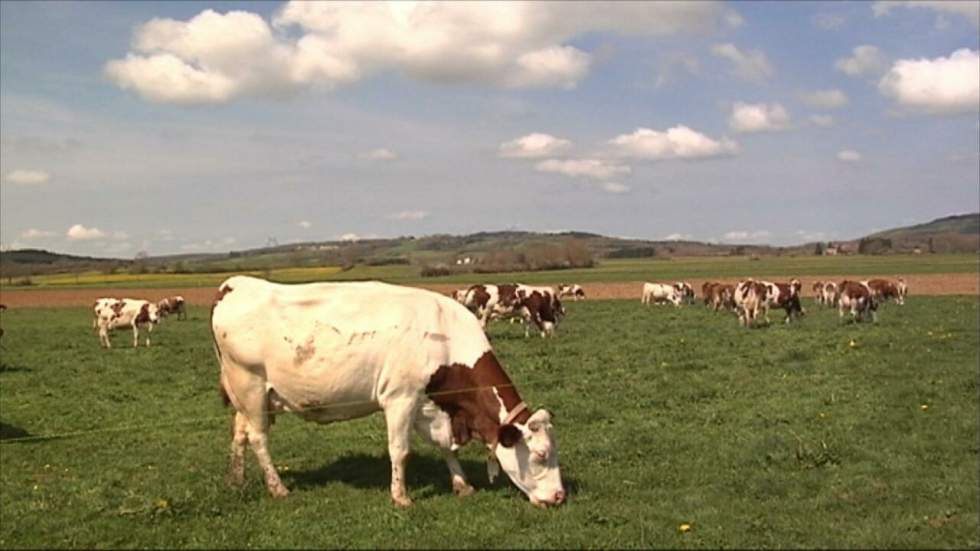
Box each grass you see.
[3,254,977,291]
[0,297,977,548]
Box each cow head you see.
[492,408,565,507]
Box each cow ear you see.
[497,424,522,448]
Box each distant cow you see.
[641,282,682,306]
[838,280,878,323]
[461,284,563,338]
[675,282,695,304]
[556,283,586,301]
[94,298,162,348]
[733,279,769,327]
[763,279,805,324]
[157,295,187,320]
[865,278,905,305]
[704,283,736,312]
[211,276,566,507]
[816,281,839,307]
[812,281,826,304]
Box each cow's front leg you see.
[145,324,153,347]
[132,324,139,347]
[384,399,416,508]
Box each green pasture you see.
[0,297,977,548]
[2,254,977,290]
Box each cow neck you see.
[426,351,532,445]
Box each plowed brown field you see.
[0,273,975,308]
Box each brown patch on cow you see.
[111,300,125,316]
[426,350,530,447]
[497,284,520,307]
[293,335,316,366]
[867,278,900,300]
[839,280,870,299]
[469,285,491,309]
[520,290,560,330]
[135,303,151,324]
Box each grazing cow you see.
[838,280,878,323]
[516,284,565,338]
[705,283,736,312]
[641,282,682,306]
[820,281,839,307]
[762,279,805,324]
[675,282,695,304]
[211,276,565,508]
[92,297,117,331]
[897,278,908,303]
[157,295,187,320]
[556,283,586,301]
[865,278,905,305]
[461,284,563,338]
[450,288,470,304]
[95,298,161,348]
[701,282,717,306]
[733,279,769,327]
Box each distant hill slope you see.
[863,213,979,253]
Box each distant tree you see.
[814,242,825,256]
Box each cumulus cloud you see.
[722,230,771,242]
[360,148,398,160]
[388,210,429,221]
[872,1,979,27]
[799,89,848,109]
[835,45,887,77]
[4,169,51,185]
[809,114,835,127]
[879,49,979,114]
[729,102,791,133]
[298,220,312,229]
[21,228,55,239]
[837,150,862,162]
[711,43,774,82]
[66,224,106,240]
[664,233,694,241]
[599,182,630,194]
[535,158,631,180]
[499,133,572,158]
[105,2,740,103]
[607,126,738,160]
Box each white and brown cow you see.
[516,284,565,338]
[95,298,161,348]
[812,281,826,304]
[461,284,563,338]
[838,280,878,323]
[641,282,682,306]
[157,295,187,320]
[211,275,565,508]
[556,283,586,301]
[733,279,769,327]
[703,282,735,312]
[865,278,906,305]
[814,281,839,307]
[675,282,695,304]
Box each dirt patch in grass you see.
[0,273,975,308]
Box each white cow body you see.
[95,298,161,348]
[212,276,564,507]
[641,282,682,306]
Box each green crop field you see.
[1,298,977,548]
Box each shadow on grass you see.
[0,421,33,442]
[286,452,580,501]
[0,362,31,374]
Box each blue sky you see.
[1,1,977,257]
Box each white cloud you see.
[799,89,848,109]
[105,2,740,103]
[664,233,694,241]
[599,182,630,194]
[21,228,55,239]
[711,43,774,82]
[388,210,429,221]
[722,230,771,242]
[499,133,572,158]
[879,49,979,115]
[873,1,979,27]
[359,148,398,160]
[812,12,846,30]
[66,224,106,241]
[809,114,835,127]
[729,102,791,133]
[337,232,379,242]
[4,169,51,185]
[837,150,862,162]
[608,126,738,160]
[835,45,887,77]
[298,220,312,229]
[535,158,631,180]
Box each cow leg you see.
[144,324,153,347]
[226,411,248,486]
[412,403,474,497]
[99,325,110,348]
[132,324,139,347]
[384,399,417,508]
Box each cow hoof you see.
[225,472,245,487]
[268,485,290,499]
[392,495,414,508]
[453,482,476,497]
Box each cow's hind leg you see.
[384,398,417,507]
[230,383,289,498]
[226,411,248,486]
